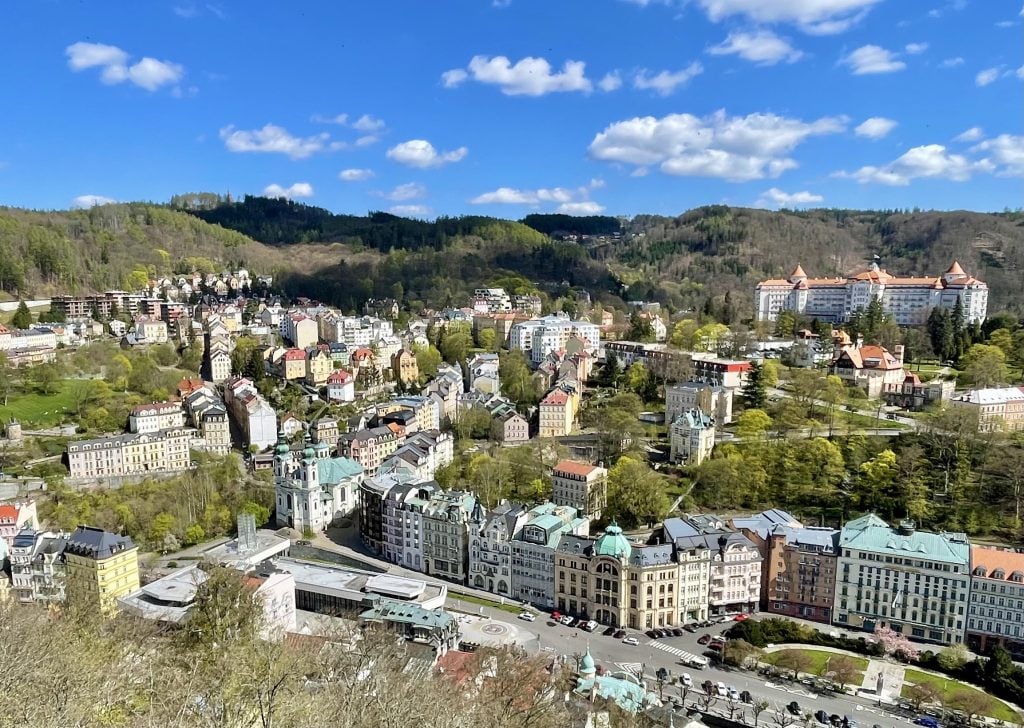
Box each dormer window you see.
[993,569,1006,580]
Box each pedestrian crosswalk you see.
[615,662,645,676]
[647,640,700,662]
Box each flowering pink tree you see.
[874,626,920,661]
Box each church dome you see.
[594,522,632,560]
[303,445,316,461]
[580,649,596,677]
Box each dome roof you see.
[595,523,632,560]
[580,649,596,676]
[303,445,316,461]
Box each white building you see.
[967,546,1024,657]
[552,460,607,522]
[467,353,501,395]
[669,409,716,466]
[511,503,589,608]
[509,315,601,364]
[950,386,1024,433]
[274,437,364,533]
[756,261,988,326]
[66,427,193,479]
[128,401,186,434]
[381,479,437,571]
[224,377,278,451]
[834,515,970,645]
[281,313,318,349]
[666,382,732,427]
[468,502,528,598]
[326,369,355,402]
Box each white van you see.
[685,656,710,670]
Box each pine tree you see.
[10,300,31,330]
[741,360,767,409]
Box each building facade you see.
[274,436,364,533]
[833,515,970,645]
[669,409,716,466]
[966,547,1024,657]
[63,526,140,615]
[552,460,608,522]
[422,490,478,585]
[950,387,1024,433]
[666,382,733,427]
[511,503,589,608]
[66,427,193,479]
[755,261,988,325]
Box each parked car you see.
[830,715,842,726]
[296,540,311,546]
[914,720,940,728]
[656,667,670,682]
[683,624,698,633]
[672,628,684,637]
[734,613,750,622]
[739,690,752,703]
[697,634,712,645]
[788,701,802,716]
[702,680,715,694]
[715,682,727,697]
[560,616,575,627]
[622,636,640,646]
[681,673,693,688]
[518,611,536,622]
[815,711,830,724]
[551,610,561,621]
[613,629,626,640]
[582,620,599,632]
[727,687,740,701]
[646,630,659,639]
[602,626,616,636]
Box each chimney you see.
[894,344,905,366]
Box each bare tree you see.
[752,700,770,728]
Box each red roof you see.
[283,348,305,361]
[352,347,374,360]
[328,370,353,384]
[946,260,966,276]
[553,460,601,477]
[0,504,18,520]
[541,390,569,405]
[790,263,807,278]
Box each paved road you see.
[534,618,912,728]
[312,527,915,728]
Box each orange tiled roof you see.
[971,546,1024,579]
[553,459,601,477]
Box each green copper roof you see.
[840,514,969,565]
[318,457,364,485]
[595,523,632,560]
[581,649,596,674]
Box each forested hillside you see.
[606,206,1024,316]
[0,204,288,296]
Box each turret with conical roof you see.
[580,648,596,679]
[789,264,807,284]
[944,260,967,282]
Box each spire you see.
[789,264,807,283]
[945,260,966,277]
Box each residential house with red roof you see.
[830,342,907,398]
[552,460,607,521]
[0,501,38,549]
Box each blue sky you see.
[0,0,1021,218]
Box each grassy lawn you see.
[831,409,907,430]
[765,648,868,680]
[447,591,525,615]
[902,668,1019,722]
[0,380,79,428]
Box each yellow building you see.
[306,348,333,386]
[63,526,140,615]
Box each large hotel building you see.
[755,260,987,326]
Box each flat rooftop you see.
[274,557,444,606]
[203,530,291,569]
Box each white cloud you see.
[262,182,314,199]
[65,42,128,71]
[836,144,992,185]
[598,71,623,92]
[1018,65,1024,80]
[972,135,1024,176]
[352,114,385,133]
[444,55,592,96]
[754,188,824,208]
[441,68,469,88]
[71,194,117,208]
[954,126,984,142]
[708,30,803,65]
[65,42,184,91]
[633,63,704,96]
[339,168,374,182]
[173,4,198,18]
[386,139,467,168]
[905,42,929,54]
[588,109,846,182]
[126,57,185,91]
[220,124,328,159]
[312,113,348,125]
[697,0,881,34]
[841,45,906,75]
[557,201,606,215]
[384,182,427,201]
[492,0,511,6]
[939,57,965,68]
[389,204,432,217]
[854,117,898,139]
[355,135,380,147]
[975,67,1000,86]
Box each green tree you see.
[413,343,443,381]
[0,352,16,406]
[183,523,206,545]
[439,328,472,364]
[622,361,650,397]
[762,359,780,387]
[736,409,772,440]
[606,456,671,528]
[241,501,271,527]
[774,310,797,338]
[627,312,654,342]
[670,319,700,349]
[148,512,177,548]
[476,327,497,351]
[852,449,900,518]
[10,300,32,330]
[961,344,1009,388]
[499,350,540,410]
[741,360,767,409]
